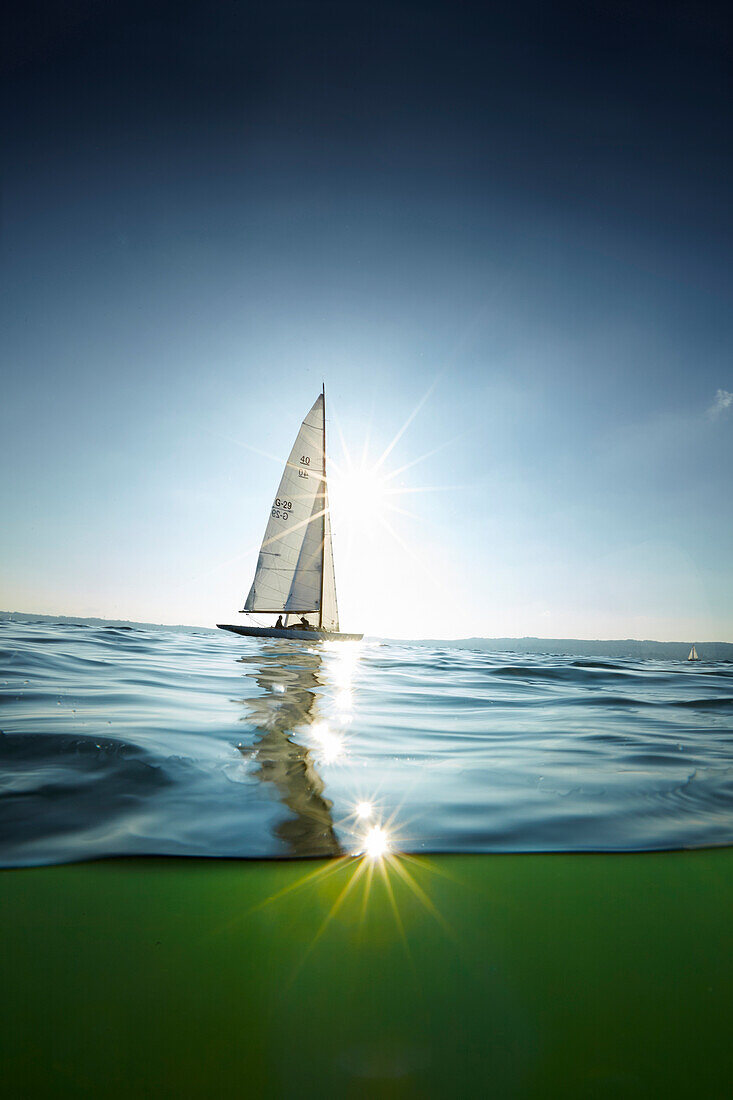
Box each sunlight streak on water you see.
[310,720,346,765]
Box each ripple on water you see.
[0,620,732,865]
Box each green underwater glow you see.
[2,850,732,1097]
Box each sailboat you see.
[687,645,700,661]
[218,388,363,642]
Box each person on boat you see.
[299,616,313,631]
[275,615,283,629]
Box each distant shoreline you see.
[390,636,733,661]
[3,611,732,660]
[1,611,217,634]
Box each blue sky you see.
[2,1,731,639]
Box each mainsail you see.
[244,392,339,632]
[688,645,699,661]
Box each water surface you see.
[1,620,732,865]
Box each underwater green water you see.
[2,850,731,1098]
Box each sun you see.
[322,385,457,633]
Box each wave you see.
[1,619,732,865]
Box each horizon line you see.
[2,611,731,648]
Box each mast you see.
[319,382,326,629]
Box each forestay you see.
[245,394,338,629]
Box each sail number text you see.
[299,454,310,480]
[271,498,293,521]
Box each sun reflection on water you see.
[324,640,361,690]
[234,637,451,969]
[309,720,346,765]
[363,824,390,860]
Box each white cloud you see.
[708,388,733,419]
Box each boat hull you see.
[217,624,363,642]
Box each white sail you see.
[688,646,698,661]
[283,489,325,629]
[245,395,326,617]
[285,483,338,629]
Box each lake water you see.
[1,619,732,865]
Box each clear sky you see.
[2,1,732,640]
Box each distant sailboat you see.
[218,388,363,642]
[688,645,700,662]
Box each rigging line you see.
[241,612,272,628]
